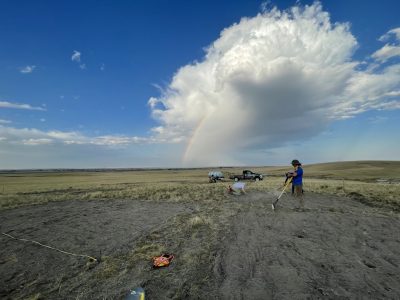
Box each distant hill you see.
[255,161,400,181]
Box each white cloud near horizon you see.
[0,125,155,147]
[148,2,400,166]
[0,101,46,111]
[20,65,36,74]
[0,119,11,124]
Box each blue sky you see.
[0,0,399,168]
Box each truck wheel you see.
[234,177,239,182]
[255,177,260,182]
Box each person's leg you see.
[294,185,304,209]
[232,188,241,195]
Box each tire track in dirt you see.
[216,192,400,299]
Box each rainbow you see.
[182,115,208,164]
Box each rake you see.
[271,177,292,210]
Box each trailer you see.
[208,171,224,183]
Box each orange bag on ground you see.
[152,254,174,268]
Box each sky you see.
[0,0,399,169]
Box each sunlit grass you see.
[0,164,399,211]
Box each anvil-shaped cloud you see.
[148,2,400,166]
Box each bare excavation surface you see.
[216,193,400,299]
[1,192,400,299]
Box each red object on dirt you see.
[152,254,174,268]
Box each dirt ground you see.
[1,192,399,299]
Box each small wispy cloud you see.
[378,28,400,42]
[372,44,400,62]
[148,97,160,109]
[100,63,105,71]
[0,119,12,124]
[20,65,36,74]
[40,118,46,122]
[260,0,272,13]
[71,50,81,62]
[373,27,400,62]
[0,101,46,111]
[71,50,87,70]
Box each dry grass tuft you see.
[26,293,42,300]
[95,256,121,279]
[0,253,18,264]
[188,215,211,228]
[130,243,165,261]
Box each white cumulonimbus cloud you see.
[148,2,400,166]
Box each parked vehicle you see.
[229,170,264,182]
[208,171,224,183]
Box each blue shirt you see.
[293,167,303,186]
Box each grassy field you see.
[0,161,399,211]
[1,161,400,299]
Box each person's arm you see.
[289,167,300,177]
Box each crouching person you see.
[228,182,246,195]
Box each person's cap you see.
[291,159,301,166]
